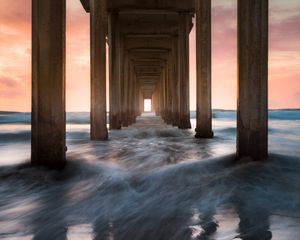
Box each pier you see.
[31,0,268,169]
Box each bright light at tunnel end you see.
[144,99,152,112]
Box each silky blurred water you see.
[0,110,299,240]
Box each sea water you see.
[0,110,299,240]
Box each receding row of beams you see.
[31,0,268,169]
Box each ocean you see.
[0,110,299,240]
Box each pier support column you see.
[31,0,66,169]
[178,13,191,129]
[133,70,139,121]
[90,0,108,140]
[163,64,167,121]
[139,91,144,115]
[155,87,160,116]
[166,59,173,124]
[156,83,161,116]
[172,36,180,126]
[128,60,134,124]
[195,0,213,138]
[237,0,268,160]
[122,50,129,127]
[159,73,164,118]
[108,12,122,129]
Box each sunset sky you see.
[0,0,299,112]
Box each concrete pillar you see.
[237,0,268,160]
[133,69,139,121]
[139,91,144,115]
[122,50,129,127]
[90,0,108,140]
[128,60,134,124]
[162,66,167,121]
[154,88,160,116]
[151,94,155,113]
[31,0,66,169]
[137,83,142,116]
[168,47,174,125]
[178,13,191,129]
[166,59,173,124]
[159,73,164,118]
[195,0,213,138]
[152,90,156,114]
[108,12,122,129]
[172,36,180,126]
[154,87,157,115]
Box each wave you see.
[1,110,299,125]
[0,154,299,239]
[269,110,300,120]
[0,112,31,124]
[0,131,30,143]
[0,111,299,239]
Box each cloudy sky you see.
[0,0,299,111]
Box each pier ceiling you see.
[80,0,195,13]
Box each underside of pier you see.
[31,0,268,169]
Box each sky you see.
[0,0,299,112]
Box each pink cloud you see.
[0,76,18,88]
[294,92,300,105]
[270,14,300,51]
[0,0,299,111]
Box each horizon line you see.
[1,108,300,114]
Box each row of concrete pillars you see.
[31,0,268,169]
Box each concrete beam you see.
[136,73,161,77]
[108,1,195,12]
[31,0,66,169]
[120,18,178,35]
[80,0,195,12]
[80,0,90,12]
[125,37,172,51]
[119,9,181,15]
[129,52,170,63]
[124,34,174,38]
[237,0,268,160]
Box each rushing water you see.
[0,110,299,240]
